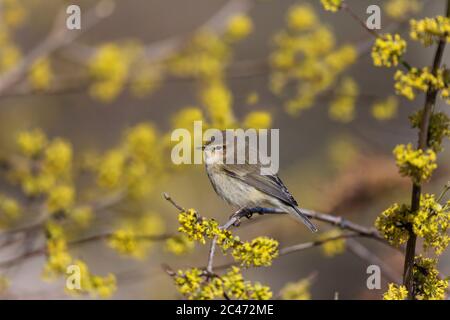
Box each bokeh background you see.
[0,0,449,299]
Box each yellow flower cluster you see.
[67,260,117,298]
[384,0,421,21]
[329,77,358,123]
[47,185,75,213]
[376,194,450,255]
[270,4,357,116]
[410,16,450,47]
[371,96,398,121]
[13,130,74,215]
[89,43,130,102]
[130,64,162,98]
[280,277,311,300]
[243,111,272,129]
[376,203,410,246]
[43,222,74,278]
[410,111,450,152]
[319,229,346,257]
[287,4,318,31]
[178,209,240,251]
[177,209,279,267]
[372,34,407,67]
[383,283,408,300]
[29,57,53,90]
[69,206,93,228]
[200,80,235,128]
[165,235,195,255]
[108,213,165,259]
[2,0,26,29]
[168,30,230,80]
[0,194,21,228]
[225,14,253,41]
[394,67,448,102]
[320,0,342,12]
[44,222,117,298]
[232,237,279,267]
[0,14,23,74]
[393,143,437,184]
[96,123,164,198]
[413,256,448,300]
[171,107,204,130]
[412,194,450,255]
[17,128,47,158]
[174,266,272,300]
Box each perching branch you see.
[162,192,392,277]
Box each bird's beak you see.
[196,145,205,150]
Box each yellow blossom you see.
[201,81,235,128]
[89,43,129,102]
[320,0,342,12]
[243,111,272,129]
[97,150,125,189]
[413,256,448,300]
[165,235,195,255]
[69,206,93,228]
[232,237,279,267]
[371,96,398,121]
[16,129,47,158]
[0,195,21,228]
[125,123,157,162]
[287,5,318,31]
[0,44,21,73]
[47,185,75,213]
[3,0,26,28]
[372,34,407,67]
[29,57,53,90]
[225,14,253,41]
[410,16,450,46]
[329,77,358,123]
[383,283,408,300]
[320,229,346,257]
[43,138,72,176]
[384,0,421,21]
[171,107,204,129]
[393,143,437,184]
[280,277,312,300]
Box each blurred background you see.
[0,0,449,299]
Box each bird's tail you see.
[289,206,318,233]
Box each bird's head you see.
[201,139,226,165]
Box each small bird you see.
[202,133,318,232]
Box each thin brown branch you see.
[0,230,173,269]
[346,238,401,284]
[0,1,114,96]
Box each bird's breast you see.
[206,165,267,208]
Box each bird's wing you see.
[222,162,299,207]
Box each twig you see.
[0,1,114,96]
[0,230,173,269]
[346,238,401,283]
